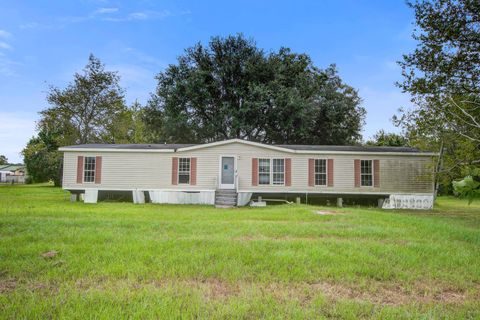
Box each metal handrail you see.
[235,171,239,193]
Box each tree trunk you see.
[434,140,445,199]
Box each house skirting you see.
[66,188,433,209]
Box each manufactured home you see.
[59,139,436,209]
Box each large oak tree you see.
[145,34,365,145]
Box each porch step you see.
[215,189,237,208]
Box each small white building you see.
[0,164,26,184]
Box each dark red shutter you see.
[76,156,84,184]
[252,158,258,186]
[373,159,380,188]
[172,157,178,185]
[190,157,197,185]
[285,158,292,186]
[308,159,314,187]
[354,159,361,187]
[95,156,102,184]
[327,159,334,187]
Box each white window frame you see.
[178,157,191,185]
[83,156,96,183]
[360,159,373,187]
[272,158,285,185]
[258,158,285,186]
[314,158,327,186]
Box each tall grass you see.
[0,185,479,319]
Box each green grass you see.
[0,185,479,319]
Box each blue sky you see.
[0,0,416,163]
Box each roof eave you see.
[58,147,176,153]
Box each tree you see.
[40,54,129,145]
[24,55,133,185]
[396,0,480,194]
[145,34,365,144]
[366,130,408,147]
[22,129,62,186]
[397,0,480,141]
[0,155,7,165]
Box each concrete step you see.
[215,197,237,203]
[215,195,237,200]
[215,204,235,208]
[215,200,236,205]
[215,190,238,207]
[216,201,236,205]
[216,191,237,196]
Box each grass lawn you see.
[1,185,479,319]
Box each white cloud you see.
[0,112,37,163]
[0,30,11,38]
[101,9,171,22]
[93,7,119,14]
[0,42,12,50]
[0,54,19,76]
[123,47,166,68]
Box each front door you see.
[219,156,235,189]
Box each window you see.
[272,159,285,185]
[84,157,96,183]
[258,159,270,185]
[178,158,190,184]
[314,159,327,186]
[258,158,285,185]
[361,160,373,186]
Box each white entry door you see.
[219,156,235,189]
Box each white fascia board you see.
[177,139,437,156]
[294,150,438,156]
[176,138,295,153]
[59,139,438,157]
[58,147,174,153]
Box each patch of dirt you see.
[0,278,17,293]
[313,210,342,215]
[27,282,59,293]
[434,288,467,303]
[190,278,239,300]
[41,250,58,259]
[306,281,475,306]
[67,276,479,306]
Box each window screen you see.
[314,159,327,186]
[272,159,285,185]
[84,157,96,183]
[178,158,190,184]
[258,159,270,185]
[361,160,373,186]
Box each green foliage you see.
[0,155,7,165]
[396,0,480,194]
[366,130,408,147]
[21,129,62,186]
[453,168,480,203]
[1,185,480,318]
[24,55,140,184]
[40,54,130,145]
[146,34,365,144]
[399,0,480,98]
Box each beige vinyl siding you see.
[63,141,434,194]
